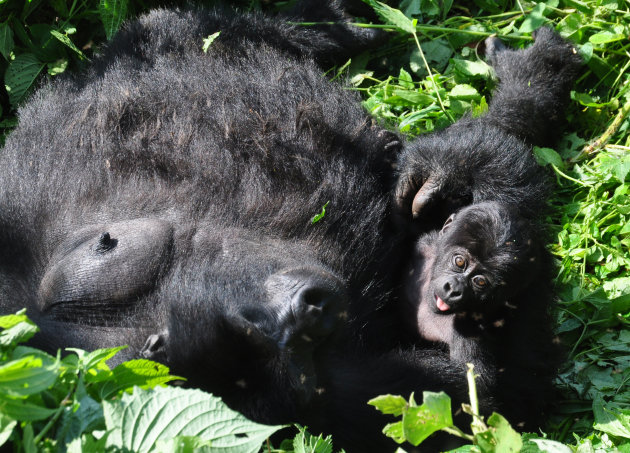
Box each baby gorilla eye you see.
[453,255,466,269]
[472,275,488,288]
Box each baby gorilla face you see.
[407,201,538,319]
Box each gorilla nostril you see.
[297,286,337,310]
[443,281,451,292]
[267,267,347,350]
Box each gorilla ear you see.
[440,213,456,235]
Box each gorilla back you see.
[0,6,406,427]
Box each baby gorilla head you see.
[404,201,542,341]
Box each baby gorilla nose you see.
[266,268,348,351]
[435,276,467,312]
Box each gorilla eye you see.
[473,275,488,288]
[453,255,466,269]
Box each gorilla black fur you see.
[395,28,582,230]
[0,1,581,450]
[402,202,560,428]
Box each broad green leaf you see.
[402,391,453,446]
[56,395,105,447]
[66,432,110,453]
[589,31,626,45]
[362,0,416,34]
[398,68,414,89]
[519,3,549,33]
[485,413,522,451]
[593,396,630,439]
[154,436,213,453]
[103,386,284,453]
[99,0,129,40]
[527,438,573,452]
[0,319,38,348]
[96,359,181,399]
[391,90,435,105]
[0,394,57,421]
[4,53,45,108]
[0,22,14,60]
[292,425,333,453]
[0,356,59,396]
[533,146,563,168]
[368,394,407,416]
[50,30,86,60]
[0,413,16,447]
[452,59,492,79]
[69,345,126,372]
[382,421,405,444]
[0,310,31,329]
[449,84,481,101]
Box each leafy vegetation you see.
[0,0,629,451]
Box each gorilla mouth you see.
[435,294,451,312]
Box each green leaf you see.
[362,0,416,34]
[50,30,86,60]
[4,53,45,108]
[402,391,453,446]
[391,89,435,105]
[533,146,563,168]
[519,3,549,33]
[449,84,481,101]
[56,395,105,447]
[202,32,221,53]
[0,22,14,60]
[0,319,38,348]
[292,425,333,453]
[103,386,284,453]
[526,438,573,452]
[452,59,492,79]
[0,310,32,329]
[589,31,626,45]
[99,0,129,40]
[483,413,522,452]
[382,421,405,444]
[96,359,181,399]
[311,201,329,224]
[0,394,58,421]
[368,394,407,416]
[0,356,59,396]
[0,413,16,447]
[593,395,630,439]
[69,345,126,372]
[154,436,213,453]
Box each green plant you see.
[0,310,285,452]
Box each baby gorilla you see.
[402,201,560,428]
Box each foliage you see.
[0,310,285,452]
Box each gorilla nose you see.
[442,278,465,305]
[266,268,348,350]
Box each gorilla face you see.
[20,213,348,423]
[406,201,540,321]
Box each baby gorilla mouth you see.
[435,293,451,312]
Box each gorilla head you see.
[409,202,540,319]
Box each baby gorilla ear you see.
[440,213,456,235]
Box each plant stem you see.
[411,31,454,122]
[466,363,486,435]
[574,100,630,160]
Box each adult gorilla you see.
[0,1,580,450]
